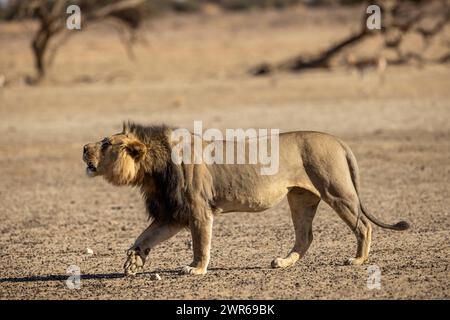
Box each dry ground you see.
[0,7,449,299]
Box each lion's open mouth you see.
[86,163,97,176]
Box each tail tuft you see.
[393,220,410,231]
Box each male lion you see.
[83,122,409,276]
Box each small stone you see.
[86,248,94,255]
[150,273,161,281]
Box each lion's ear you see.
[125,140,147,160]
[122,121,130,134]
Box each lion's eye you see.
[101,140,111,151]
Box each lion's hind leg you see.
[321,186,372,266]
[271,189,320,269]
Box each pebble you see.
[86,248,94,255]
[150,273,162,281]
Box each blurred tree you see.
[250,0,450,75]
[6,0,149,82]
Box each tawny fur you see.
[83,122,409,276]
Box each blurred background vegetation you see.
[0,0,448,84]
[0,1,384,21]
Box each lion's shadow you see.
[0,273,125,283]
[0,266,266,283]
[0,271,178,283]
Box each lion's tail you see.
[343,142,410,231]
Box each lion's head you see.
[83,122,196,225]
[82,124,148,186]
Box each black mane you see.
[125,122,192,226]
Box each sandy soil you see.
[0,7,449,299]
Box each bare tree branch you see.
[12,0,148,83]
[87,0,147,21]
[250,0,450,76]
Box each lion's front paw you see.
[123,249,146,276]
[180,265,207,275]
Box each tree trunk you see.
[32,25,51,80]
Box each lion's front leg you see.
[124,222,182,276]
[181,213,213,275]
